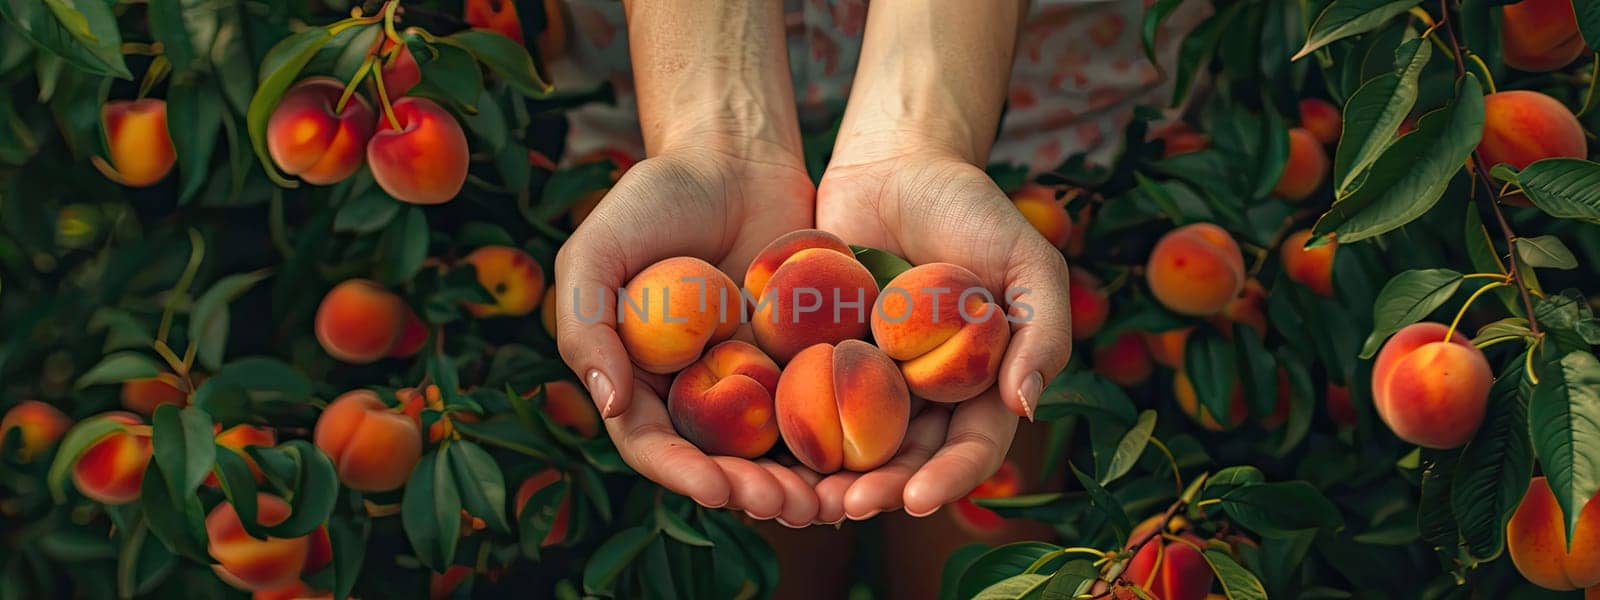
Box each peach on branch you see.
[466,0,526,44]
[206,424,276,486]
[1507,476,1600,591]
[746,230,879,364]
[617,256,741,374]
[1281,229,1337,297]
[388,306,428,358]
[314,390,423,492]
[1371,322,1491,449]
[1212,279,1268,340]
[1479,90,1586,171]
[1151,122,1209,158]
[531,381,600,439]
[1146,223,1245,316]
[515,469,571,547]
[70,412,152,505]
[1010,184,1072,249]
[667,341,781,458]
[265,77,375,185]
[1141,327,1192,370]
[378,40,420,100]
[775,341,910,473]
[1068,266,1108,341]
[1093,332,1154,387]
[1271,127,1330,201]
[871,263,1009,403]
[1502,0,1586,72]
[120,373,190,415]
[950,460,1022,535]
[315,279,410,364]
[0,401,71,463]
[1117,514,1214,600]
[1174,371,1248,432]
[1326,383,1356,428]
[207,493,316,592]
[1299,98,1342,145]
[541,286,559,338]
[462,246,545,318]
[99,99,176,187]
[367,97,470,205]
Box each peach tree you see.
[0,1,1599,600]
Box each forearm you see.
[831,0,1026,167]
[624,0,803,165]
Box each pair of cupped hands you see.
[553,138,1073,528]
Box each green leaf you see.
[1313,74,1485,241]
[1359,269,1464,358]
[447,441,511,535]
[583,526,658,595]
[1529,350,1600,549]
[147,0,206,73]
[212,357,313,405]
[167,78,224,204]
[1516,235,1579,270]
[47,415,130,502]
[377,207,430,285]
[333,187,403,234]
[955,542,1061,600]
[1202,550,1269,600]
[1515,158,1600,223]
[517,476,567,560]
[853,246,913,290]
[1036,371,1139,425]
[210,445,265,538]
[75,351,162,389]
[410,40,483,112]
[1452,362,1532,562]
[1040,560,1098,600]
[402,450,462,572]
[941,544,991,600]
[1100,410,1156,486]
[1184,328,1237,429]
[1070,464,1131,540]
[656,503,714,547]
[138,460,212,562]
[1202,466,1265,501]
[1417,448,1461,548]
[1170,5,1242,107]
[247,27,342,186]
[446,30,552,98]
[1576,1,1600,52]
[1333,38,1430,196]
[258,441,338,538]
[150,404,216,503]
[1141,0,1185,64]
[532,161,615,222]
[0,0,130,78]
[329,516,369,600]
[190,270,272,371]
[1295,0,1422,60]
[1220,481,1343,536]
[973,574,1050,599]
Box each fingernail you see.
[703,496,729,510]
[848,510,880,522]
[776,516,805,529]
[905,504,941,518]
[1018,371,1042,422]
[586,369,616,418]
[745,509,779,521]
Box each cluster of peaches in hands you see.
[615,229,1012,477]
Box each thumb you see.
[996,238,1073,421]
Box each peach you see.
[871,263,1010,402]
[951,460,1021,535]
[430,566,474,600]
[1212,279,1268,340]
[378,40,420,100]
[314,390,423,492]
[1282,229,1337,297]
[514,469,570,547]
[1146,223,1245,316]
[617,257,741,374]
[1151,122,1210,158]
[1327,384,1356,427]
[1589,585,1598,600]
[314,279,408,364]
[99,99,176,187]
[1371,322,1492,449]
[541,286,559,338]
[388,306,428,358]
[1271,127,1330,201]
[207,494,314,592]
[1299,98,1342,145]
[207,424,276,486]
[1502,0,1585,72]
[532,381,600,438]
[0,401,71,463]
[774,341,910,473]
[536,0,567,59]
[265,77,375,185]
[1142,327,1192,370]
[1174,371,1248,432]
[121,373,190,415]
[462,246,545,318]
[466,0,525,44]
[667,341,781,458]
[1479,91,1587,171]
[1093,332,1154,387]
[1117,515,1213,600]
[747,230,879,364]
[1011,184,1073,249]
[1260,369,1292,431]
[1069,267,1109,341]
[71,412,151,504]
[1507,476,1600,590]
[367,97,470,205]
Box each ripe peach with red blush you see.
[872,263,1009,403]
[775,341,910,473]
[668,341,781,458]
[99,99,176,187]
[266,77,375,185]
[367,97,470,205]
[314,389,423,492]
[747,230,879,364]
[0,401,71,463]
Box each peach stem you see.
[370,63,403,130]
[382,1,404,46]
[336,55,377,114]
[1444,281,1507,343]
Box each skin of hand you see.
[554,0,824,527]
[810,0,1073,521]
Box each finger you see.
[996,236,1073,420]
[605,384,730,508]
[814,472,860,525]
[842,407,951,520]
[555,220,636,419]
[712,457,784,520]
[757,460,821,528]
[903,391,1019,516]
